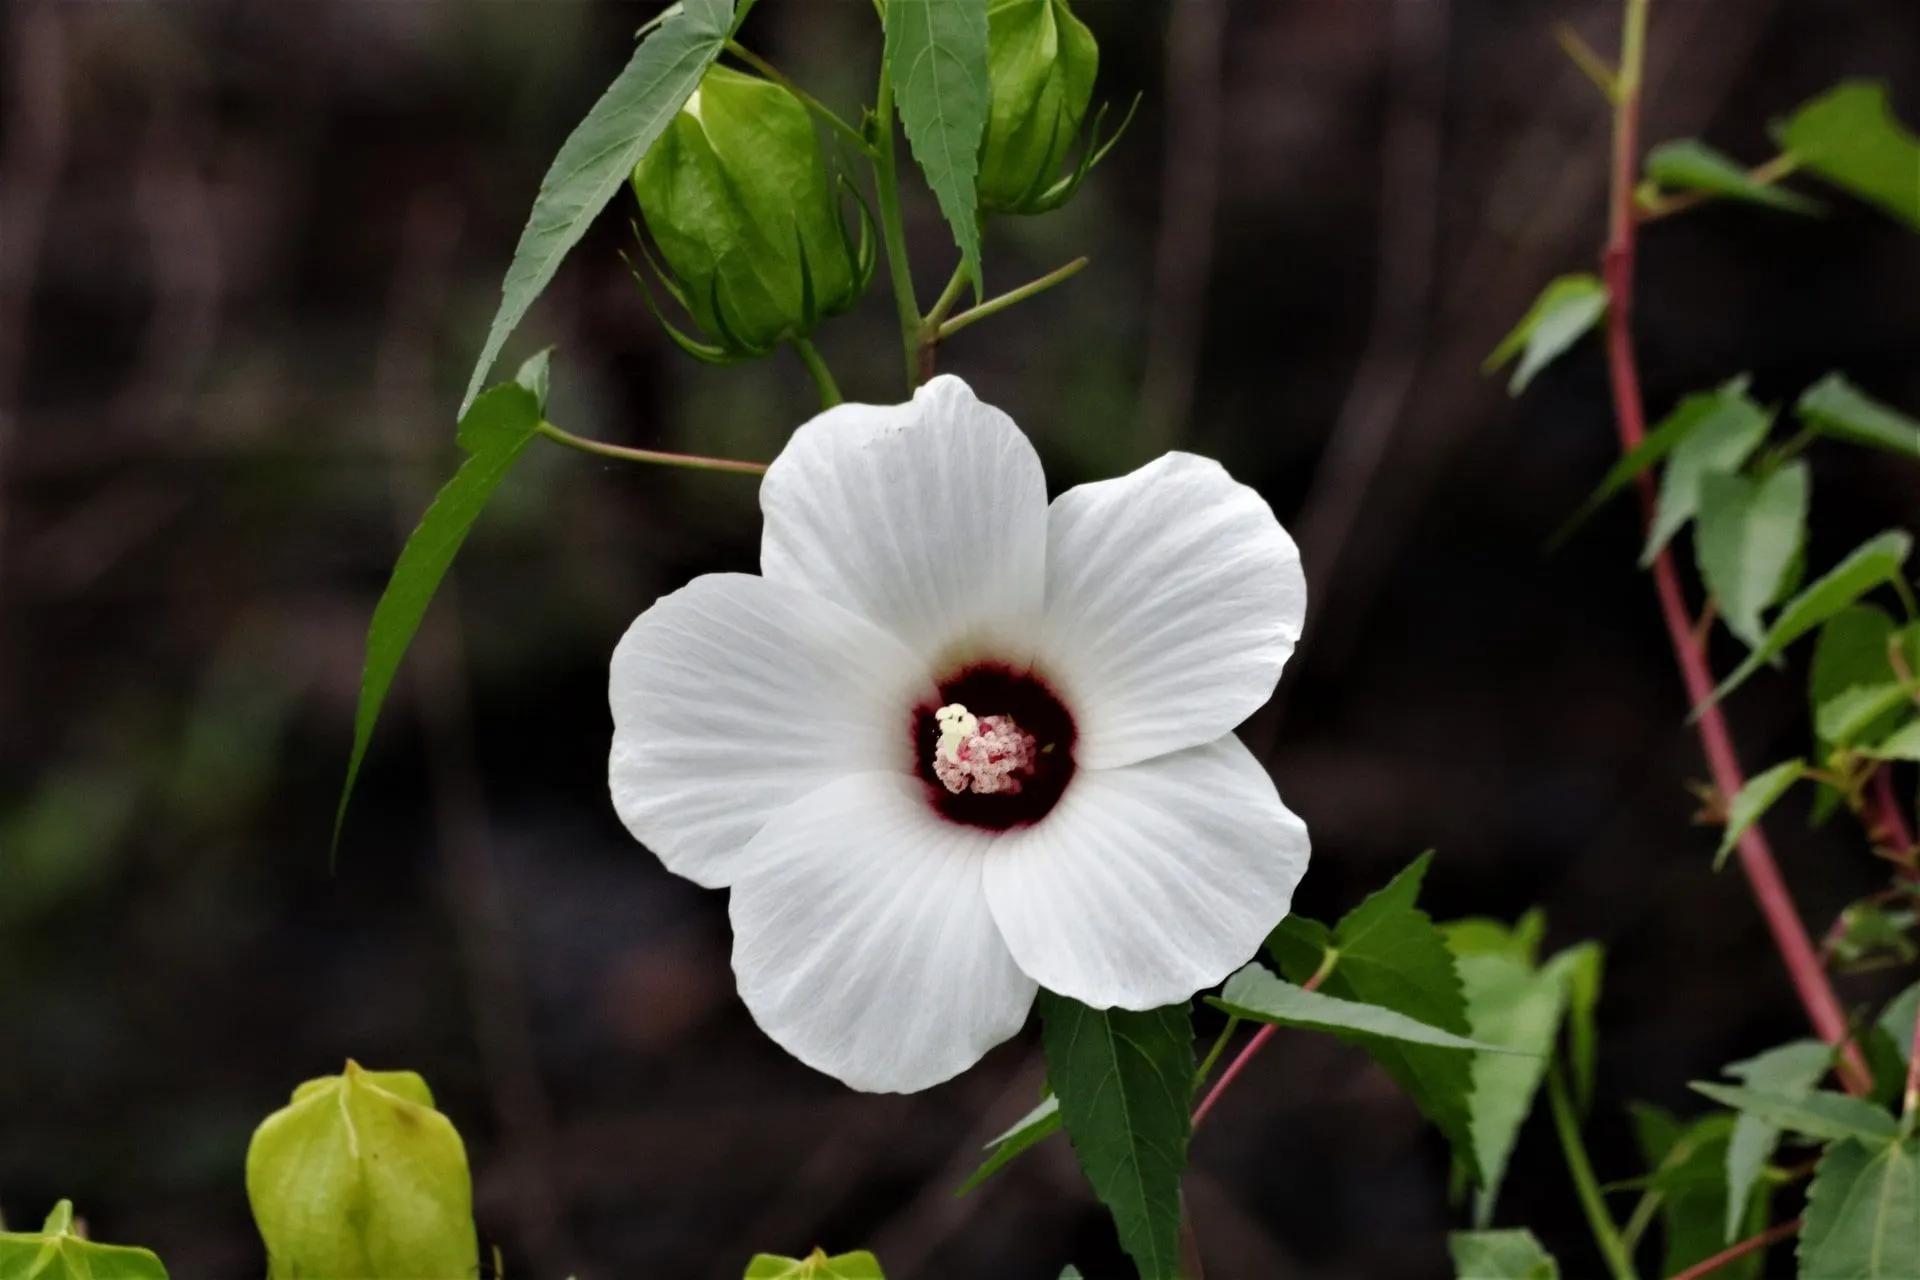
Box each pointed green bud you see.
[246,1062,478,1280]
[978,0,1099,214]
[631,65,867,359]
[0,1199,169,1278]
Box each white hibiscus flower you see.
[609,375,1310,1093]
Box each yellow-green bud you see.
[0,1200,168,1278]
[631,65,867,359]
[978,0,1099,214]
[246,1062,478,1280]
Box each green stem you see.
[871,65,922,391]
[725,42,875,158]
[925,263,971,328]
[535,422,767,476]
[937,256,1090,340]
[1547,1065,1638,1280]
[790,337,843,409]
[1193,1015,1242,1091]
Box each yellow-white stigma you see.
[932,702,1036,796]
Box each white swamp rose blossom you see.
[609,375,1310,1092]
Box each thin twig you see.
[536,422,768,476]
[935,257,1089,339]
[1191,959,1332,1128]
[1666,1217,1801,1280]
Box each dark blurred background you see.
[3,1,1918,1276]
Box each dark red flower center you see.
[914,662,1076,831]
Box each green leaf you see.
[1820,683,1917,747]
[1714,759,1806,871]
[0,1201,169,1280]
[1551,377,1753,550]
[1057,1270,1083,1280]
[1799,1137,1920,1279]
[1643,382,1773,565]
[1448,936,1582,1225]
[1559,942,1604,1113]
[1696,463,1810,649]
[1644,139,1823,214]
[1631,1108,1766,1277]
[1706,531,1913,706]
[1797,373,1920,461]
[1866,719,1920,761]
[1688,1082,1897,1144]
[1777,81,1920,233]
[884,0,990,294]
[1720,1040,1832,1243]
[334,379,546,850]
[1445,912,1547,965]
[1879,981,1920,1064]
[743,1249,886,1279]
[1208,963,1512,1054]
[957,1095,1059,1195]
[1483,273,1607,395]
[1038,993,1192,1280]
[458,0,734,415]
[1447,1229,1559,1279]
[1265,854,1483,1180]
[1811,607,1914,774]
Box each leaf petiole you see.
[535,421,767,476]
[936,256,1091,340]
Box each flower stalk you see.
[791,337,843,409]
[1599,0,1871,1096]
[1546,1065,1636,1280]
[1191,947,1336,1128]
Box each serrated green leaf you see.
[885,0,990,294]
[1209,963,1513,1054]
[1643,382,1773,565]
[1483,273,1607,395]
[1038,993,1191,1280]
[1866,719,1920,761]
[1444,912,1547,966]
[1715,759,1806,871]
[1778,81,1920,233]
[1697,463,1809,649]
[743,1248,886,1279]
[1644,139,1823,214]
[1689,1082,1897,1144]
[1447,1228,1560,1279]
[0,1201,169,1280]
[1797,373,1920,461]
[1721,1040,1832,1243]
[1266,854,1484,1181]
[1799,1136,1920,1279]
[1551,377,1754,550]
[459,0,734,415]
[334,380,545,850]
[1707,531,1913,707]
[957,1094,1059,1195]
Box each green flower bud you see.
[246,1062,478,1280]
[631,65,869,360]
[978,0,1099,214]
[0,1200,168,1278]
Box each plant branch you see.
[1637,153,1801,224]
[1191,950,1335,1128]
[1554,22,1619,102]
[1598,0,1871,1096]
[1666,1217,1801,1280]
[724,41,875,157]
[936,256,1090,340]
[1547,1066,1637,1280]
[535,422,767,476]
[870,65,922,391]
[790,337,842,409]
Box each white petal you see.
[983,735,1309,1010]
[609,573,934,889]
[760,374,1048,659]
[1038,452,1306,769]
[729,771,1037,1092]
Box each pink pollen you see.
[933,715,1037,796]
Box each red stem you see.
[1191,968,1326,1128]
[1871,766,1916,860]
[1600,12,1871,1096]
[1666,1217,1802,1280]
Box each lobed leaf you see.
[1777,81,1920,233]
[1798,1137,1920,1279]
[1208,963,1512,1054]
[1038,993,1192,1280]
[334,373,547,850]
[1714,759,1806,871]
[1643,381,1773,565]
[1695,463,1809,650]
[1719,1040,1832,1243]
[743,1250,886,1279]
[1688,1082,1897,1144]
[1797,373,1920,461]
[1483,273,1607,396]
[1446,1228,1559,1279]
[1644,139,1822,215]
[459,0,734,415]
[884,0,990,294]
[1705,530,1912,707]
